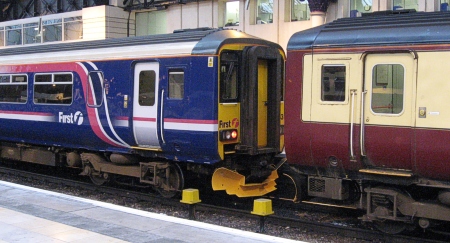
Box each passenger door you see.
[132,62,160,148]
[361,53,415,170]
[257,59,268,148]
[239,46,283,155]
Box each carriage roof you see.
[0,28,281,58]
[288,11,450,51]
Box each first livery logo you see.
[59,111,84,125]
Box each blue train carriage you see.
[0,28,285,197]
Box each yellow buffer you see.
[211,167,278,197]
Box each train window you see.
[34,73,73,105]
[35,74,52,82]
[0,74,27,103]
[321,65,346,102]
[0,75,10,83]
[87,71,103,107]
[371,64,404,114]
[138,71,156,106]
[55,74,72,82]
[220,52,239,102]
[168,70,184,99]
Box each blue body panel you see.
[0,56,221,164]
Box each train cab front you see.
[212,42,285,197]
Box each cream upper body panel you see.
[415,51,450,129]
[302,53,362,124]
[302,51,450,130]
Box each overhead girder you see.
[0,0,108,22]
[123,0,209,11]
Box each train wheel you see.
[155,163,184,198]
[89,171,110,186]
[272,167,306,202]
[84,165,110,186]
[374,219,408,235]
[370,187,415,234]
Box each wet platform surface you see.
[0,180,303,243]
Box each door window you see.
[138,70,156,106]
[371,64,404,114]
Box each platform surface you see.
[0,180,304,243]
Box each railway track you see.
[0,163,448,243]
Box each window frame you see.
[87,71,104,107]
[287,0,310,22]
[33,72,73,105]
[370,63,405,115]
[168,69,185,100]
[219,51,240,103]
[255,0,274,24]
[6,24,22,46]
[138,70,156,106]
[0,11,83,47]
[320,64,347,103]
[0,74,28,104]
[224,1,240,27]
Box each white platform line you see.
[0,180,305,243]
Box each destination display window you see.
[138,70,156,106]
[371,64,404,114]
[321,65,346,102]
[34,73,73,105]
[0,74,27,103]
[168,70,184,99]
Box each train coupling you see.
[211,167,278,197]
